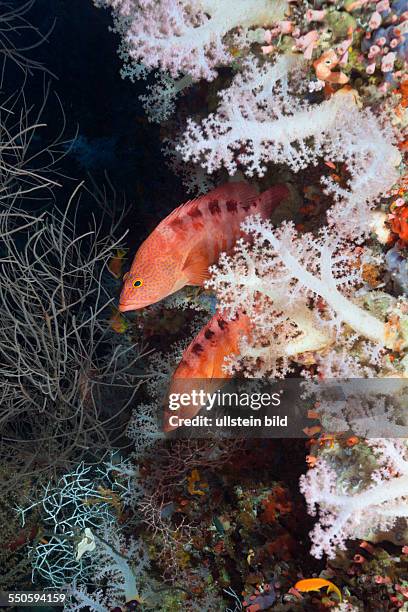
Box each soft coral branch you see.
[96,0,287,81]
[179,55,400,240]
[250,219,387,344]
[300,439,408,558]
[206,216,391,379]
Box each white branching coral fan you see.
[68,525,150,611]
[206,214,397,377]
[179,55,401,240]
[94,0,287,81]
[17,460,151,610]
[300,439,408,559]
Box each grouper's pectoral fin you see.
[181,248,211,286]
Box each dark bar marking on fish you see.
[170,217,184,229]
[204,329,215,340]
[226,200,238,212]
[192,342,204,355]
[217,319,228,330]
[208,200,221,215]
[187,206,203,219]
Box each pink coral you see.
[376,0,390,11]
[369,10,382,29]
[368,44,381,58]
[381,51,396,72]
[306,9,326,22]
[293,30,319,58]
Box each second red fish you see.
[164,310,252,431]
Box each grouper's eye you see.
[133,278,143,288]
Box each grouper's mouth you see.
[118,299,153,312]
[118,301,137,313]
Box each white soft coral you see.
[179,55,400,240]
[95,0,287,81]
[300,439,408,558]
[206,215,390,378]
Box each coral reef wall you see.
[1,0,407,610]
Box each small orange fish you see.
[164,311,251,431]
[109,308,128,334]
[314,50,349,85]
[108,249,127,279]
[295,578,342,602]
[118,182,289,312]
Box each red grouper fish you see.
[164,311,252,432]
[118,182,289,312]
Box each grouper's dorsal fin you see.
[156,182,258,231]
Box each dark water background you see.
[18,0,185,262]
